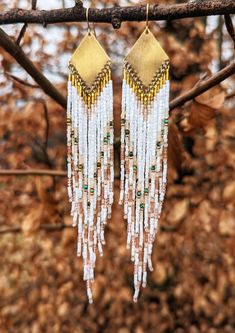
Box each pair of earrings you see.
[67,5,170,303]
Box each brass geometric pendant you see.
[70,31,110,87]
[124,27,169,102]
[68,31,111,107]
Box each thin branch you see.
[170,62,235,111]
[0,1,235,28]
[218,15,224,70]
[0,223,73,235]
[0,27,67,109]
[16,23,28,45]
[5,72,39,88]
[42,101,49,149]
[32,0,37,10]
[226,91,235,100]
[0,222,175,235]
[0,169,66,176]
[16,0,38,45]
[224,14,235,50]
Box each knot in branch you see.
[111,7,122,29]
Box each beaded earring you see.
[119,4,170,301]
[67,8,114,303]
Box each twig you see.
[0,27,67,109]
[43,101,49,149]
[0,222,176,235]
[0,1,234,27]
[170,62,235,111]
[5,72,39,88]
[218,15,224,70]
[32,0,37,10]
[0,169,66,176]
[16,0,38,45]
[226,91,235,100]
[0,223,73,235]
[16,23,28,45]
[31,136,53,168]
[224,14,235,50]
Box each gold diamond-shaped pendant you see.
[69,31,110,88]
[125,27,169,89]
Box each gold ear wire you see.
[86,7,97,37]
[86,7,91,34]
[146,3,149,32]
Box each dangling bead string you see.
[120,60,170,301]
[67,63,114,303]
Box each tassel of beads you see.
[119,60,170,301]
[67,64,114,303]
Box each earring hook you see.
[146,3,149,32]
[86,7,91,34]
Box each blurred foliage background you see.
[0,0,235,332]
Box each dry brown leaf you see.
[188,101,215,129]
[223,181,235,203]
[21,205,43,235]
[181,83,226,134]
[195,84,225,109]
[167,199,189,226]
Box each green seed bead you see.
[83,184,88,191]
[151,165,156,171]
[125,129,130,136]
[157,141,161,148]
[140,203,145,209]
[90,188,94,194]
[133,165,137,172]
[97,162,101,168]
[121,119,126,126]
[144,188,149,195]
[129,152,133,158]
[164,119,169,124]
[137,191,141,197]
[103,137,108,144]
[107,132,111,138]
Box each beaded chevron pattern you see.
[67,62,114,303]
[119,60,170,301]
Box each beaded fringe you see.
[67,63,114,303]
[119,60,170,301]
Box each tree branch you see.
[0,1,235,27]
[0,223,73,235]
[0,222,175,235]
[0,169,66,176]
[169,62,235,111]
[0,27,67,109]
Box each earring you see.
[119,4,170,301]
[67,8,114,303]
